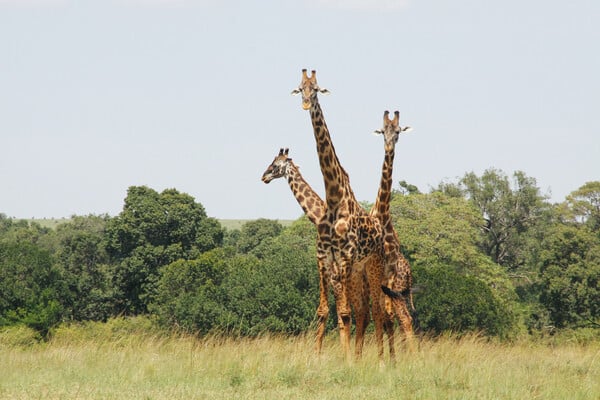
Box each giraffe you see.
[292,69,388,362]
[371,110,416,350]
[261,147,370,357]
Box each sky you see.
[1,0,599,221]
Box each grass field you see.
[1,322,599,399]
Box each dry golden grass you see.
[1,325,599,399]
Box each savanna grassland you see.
[1,321,599,400]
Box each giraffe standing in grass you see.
[371,111,416,351]
[261,148,371,357]
[292,69,388,362]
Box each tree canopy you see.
[1,177,599,339]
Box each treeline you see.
[1,170,599,339]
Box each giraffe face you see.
[291,69,329,110]
[374,110,411,148]
[261,148,291,184]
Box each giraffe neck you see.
[286,162,325,225]
[372,144,396,226]
[309,99,352,208]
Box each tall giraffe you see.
[371,111,416,349]
[292,69,388,361]
[261,148,370,357]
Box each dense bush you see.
[0,242,63,335]
[151,219,320,336]
[150,248,230,334]
[413,264,516,337]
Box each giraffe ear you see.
[318,87,330,95]
[373,129,384,136]
[291,88,301,96]
[401,126,413,133]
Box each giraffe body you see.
[261,148,370,357]
[371,111,416,351]
[293,69,388,362]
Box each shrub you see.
[413,264,516,338]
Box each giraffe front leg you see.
[315,261,330,355]
[330,265,352,363]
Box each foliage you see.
[0,214,58,252]
[2,175,600,338]
[390,191,517,307]
[458,169,549,270]
[0,241,63,335]
[391,191,486,270]
[536,224,600,328]
[565,181,600,230]
[55,215,115,321]
[105,186,223,314]
[222,222,320,335]
[413,264,516,337]
[235,218,283,254]
[150,248,230,334]
[151,218,320,336]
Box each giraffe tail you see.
[380,285,409,299]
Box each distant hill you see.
[218,219,295,230]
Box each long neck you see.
[309,99,348,207]
[286,162,325,225]
[372,143,396,225]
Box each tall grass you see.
[1,320,599,399]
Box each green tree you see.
[0,241,64,334]
[236,218,283,254]
[565,181,600,231]
[222,220,319,335]
[413,264,514,337]
[0,215,57,252]
[391,191,485,269]
[460,169,548,270]
[151,248,230,334]
[105,186,223,314]
[55,215,115,321]
[151,218,320,336]
[537,224,600,328]
[390,190,520,334]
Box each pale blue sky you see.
[1,0,598,220]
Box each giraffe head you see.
[291,69,330,110]
[374,110,411,149]
[261,148,292,184]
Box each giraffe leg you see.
[349,269,369,359]
[394,297,415,353]
[366,257,386,364]
[315,265,330,355]
[330,266,352,362]
[384,315,395,364]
